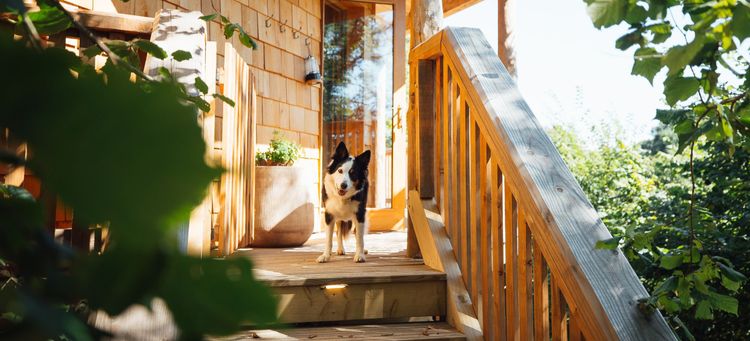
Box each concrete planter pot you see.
[251,166,314,247]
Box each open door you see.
[322,0,406,230]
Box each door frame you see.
[319,0,407,231]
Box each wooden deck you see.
[232,231,445,287]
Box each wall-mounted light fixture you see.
[304,38,321,85]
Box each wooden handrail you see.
[408,27,676,340]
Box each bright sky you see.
[444,0,664,144]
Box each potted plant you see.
[252,132,314,247]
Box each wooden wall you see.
[64,0,325,236]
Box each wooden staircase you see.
[225,232,466,340]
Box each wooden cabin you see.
[2,0,679,339]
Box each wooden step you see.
[232,232,447,324]
[216,322,465,340]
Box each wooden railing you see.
[408,27,676,341]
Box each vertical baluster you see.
[570,312,582,341]
[505,182,518,341]
[479,136,490,338]
[518,213,533,340]
[451,78,460,252]
[533,240,550,341]
[551,274,568,341]
[434,58,442,210]
[442,59,452,238]
[469,116,479,305]
[491,161,506,341]
[458,96,469,281]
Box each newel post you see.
[406,0,443,258]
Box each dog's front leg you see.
[336,221,346,255]
[317,215,335,263]
[353,219,366,263]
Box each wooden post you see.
[407,0,443,258]
[497,0,515,75]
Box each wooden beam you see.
[72,10,153,34]
[407,190,483,340]
[442,0,481,17]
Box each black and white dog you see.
[317,142,371,263]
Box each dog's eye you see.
[338,169,343,174]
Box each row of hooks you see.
[264,14,311,45]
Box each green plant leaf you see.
[194,76,209,95]
[717,262,747,282]
[172,50,192,61]
[616,30,643,50]
[664,76,700,106]
[82,45,103,58]
[708,292,738,315]
[199,13,219,21]
[238,29,258,49]
[653,275,678,296]
[584,0,628,28]
[133,39,168,59]
[663,35,706,76]
[157,256,277,337]
[661,254,684,270]
[731,4,750,40]
[695,300,713,319]
[632,47,663,84]
[595,236,621,250]
[25,5,72,35]
[224,23,238,39]
[214,93,236,107]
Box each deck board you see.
[233,231,446,287]
[214,322,465,340]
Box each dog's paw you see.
[353,252,366,263]
[336,248,345,256]
[316,253,331,263]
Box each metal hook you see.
[265,15,273,28]
[293,26,302,39]
[304,37,310,46]
[279,20,287,33]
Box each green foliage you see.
[0,4,276,339]
[550,125,750,340]
[200,13,257,50]
[582,0,750,337]
[584,0,750,154]
[256,132,301,166]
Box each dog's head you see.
[327,142,370,198]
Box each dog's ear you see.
[355,150,371,166]
[333,141,349,160]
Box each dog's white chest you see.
[324,196,357,219]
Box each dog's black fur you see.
[321,142,370,237]
[317,142,371,263]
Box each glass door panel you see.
[323,0,394,208]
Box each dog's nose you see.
[340,183,348,190]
